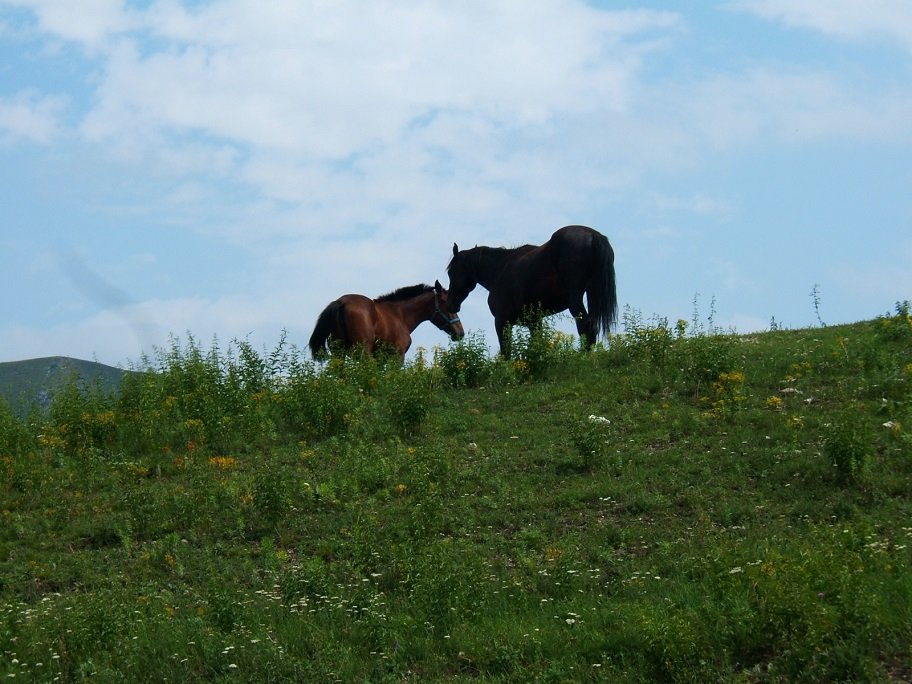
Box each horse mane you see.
[448,245,528,276]
[375,283,434,302]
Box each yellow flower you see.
[765,396,783,410]
[208,456,237,470]
[38,433,66,449]
[182,418,204,433]
[127,463,150,477]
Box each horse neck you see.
[472,247,516,289]
[382,291,435,332]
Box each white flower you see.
[588,415,610,424]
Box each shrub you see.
[0,397,33,456]
[386,373,432,437]
[276,368,358,442]
[825,417,872,485]
[876,300,912,342]
[569,414,613,472]
[611,307,675,369]
[435,332,492,388]
[508,313,577,381]
[672,330,739,396]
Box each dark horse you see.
[447,225,617,357]
[309,280,464,359]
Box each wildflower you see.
[208,456,237,470]
[127,463,150,477]
[588,415,610,425]
[883,421,903,438]
[719,371,745,384]
[765,396,783,410]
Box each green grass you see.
[1,304,911,682]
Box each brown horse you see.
[447,225,617,357]
[308,280,465,359]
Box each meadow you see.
[1,303,911,682]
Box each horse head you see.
[431,279,465,341]
[446,243,479,313]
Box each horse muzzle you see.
[449,318,465,341]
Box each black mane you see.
[375,283,434,303]
[447,245,518,275]
[448,246,530,281]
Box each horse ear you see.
[453,243,459,256]
[434,279,442,292]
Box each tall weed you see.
[435,332,492,388]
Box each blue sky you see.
[1,1,910,367]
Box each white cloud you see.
[0,91,65,144]
[43,1,682,255]
[76,3,678,161]
[728,0,912,52]
[3,0,134,48]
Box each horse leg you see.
[495,315,512,359]
[569,293,595,349]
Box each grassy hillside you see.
[0,356,128,416]
[1,306,911,682]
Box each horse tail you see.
[588,233,618,341]
[309,299,347,358]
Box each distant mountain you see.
[0,356,130,416]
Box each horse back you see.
[491,225,612,317]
